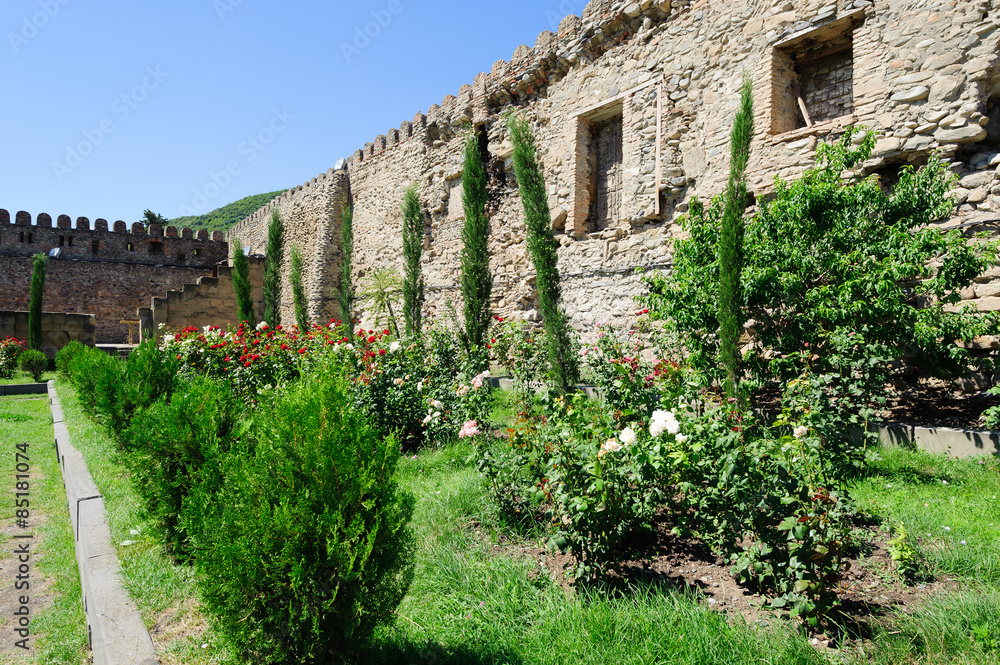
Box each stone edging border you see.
[869,423,1000,459]
[0,383,48,396]
[47,381,159,665]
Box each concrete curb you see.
[47,381,159,665]
[0,383,48,396]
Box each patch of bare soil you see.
[483,512,961,652]
[879,379,999,430]
[0,513,56,659]
[149,597,212,665]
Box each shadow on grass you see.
[362,639,523,665]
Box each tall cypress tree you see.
[401,185,425,338]
[231,238,255,326]
[460,128,492,367]
[718,74,754,399]
[263,209,284,329]
[507,112,579,393]
[336,203,355,340]
[28,253,46,351]
[290,245,308,333]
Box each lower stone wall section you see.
[0,256,214,344]
[0,311,96,359]
[138,257,264,340]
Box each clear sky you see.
[1,0,587,225]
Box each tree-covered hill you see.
[169,190,287,235]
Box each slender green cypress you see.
[718,74,754,399]
[28,253,46,351]
[263,209,284,329]
[337,203,355,339]
[507,112,579,393]
[290,245,308,333]
[401,185,425,338]
[460,128,493,367]
[231,239,255,326]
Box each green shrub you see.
[0,336,26,379]
[95,341,180,440]
[122,376,241,560]
[18,349,47,382]
[195,362,415,663]
[66,346,118,413]
[55,340,87,378]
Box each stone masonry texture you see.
[227,0,1000,335]
[0,210,229,344]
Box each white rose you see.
[793,426,808,439]
[675,433,688,444]
[620,427,637,446]
[665,418,681,435]
[390,341,401,352]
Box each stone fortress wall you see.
[0,209,230,343]
[230,0,1000,333]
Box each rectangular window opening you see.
[149,241,164,255]
[91,240,100,255]
[771,15,860,134]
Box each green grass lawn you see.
[0,394,86,664]
[53,382,231,665]
[46,380,1000,665]
[847,447,1000,664]
[0,372,56,386]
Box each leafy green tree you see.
[28,253,46,351]
[360,267,403,338]
[231,239,254,326]
[643,126,999,405]
[290,246,308,332]
[263,209,285,329]
[506,112,579,392]
[401,185,426,338]
[140,209,168,228]
[718,74,754,399]
[460,128,493,367]
[337,204,356,340]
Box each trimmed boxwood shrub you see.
[193,362,415,663]
[18,349,47,382]
[122,376,241,560]
[93,341,180,441]
[66,346,118,413]
[55,340,88,378]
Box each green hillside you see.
[169,190,287,235]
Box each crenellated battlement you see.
[0,208,229,268]
[343,0,684,172]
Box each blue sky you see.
[1,0,586,225]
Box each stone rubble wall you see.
[138,257,265,341]
[232,0,1000,336]
[0,311,96,359]
[0,255,217,344]
[226,170,350,326]
[0,209,230,343]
